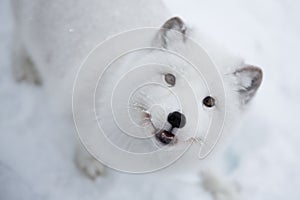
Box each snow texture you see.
[1,0,300,199]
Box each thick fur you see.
[11,0,262,199]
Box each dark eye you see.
[203,96,215,107]
[164,73,176,86]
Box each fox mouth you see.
[134,107,179,145]
[155,129,177,145]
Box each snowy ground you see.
[1,0,300,200]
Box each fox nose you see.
[167,111,186,128]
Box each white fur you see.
[11,0,259,199]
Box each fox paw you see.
[75,152,105,180]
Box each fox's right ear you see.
[157,16,187,48]
[233,65,263,105]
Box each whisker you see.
[183,136,204,144]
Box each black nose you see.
[167,111,186,128]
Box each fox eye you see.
[203,96,215,107]
[164,73,176,86]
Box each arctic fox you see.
[11,0,262,198]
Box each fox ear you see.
[234,65,263,105]
[158,16,187,48]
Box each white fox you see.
[11,0,262,199]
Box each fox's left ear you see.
[233,65,263,105]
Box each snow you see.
[1,0,300,199]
